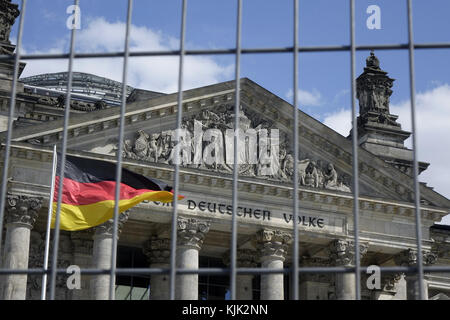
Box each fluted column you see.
[394,249,437,300]
[70,231,93,300]
[90,211,129,300]
[0,195,42,300]
[143,235,171,300]
[255,229,292,300]
[328,239,368,300]
[176,217,210,300]
[223,249,258,300]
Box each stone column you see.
[70,231,93,300]
[394,249,437,300]
[90,211,129,300]
[0,195,42,300]
[143,235,171,300]
[328,239,368,300]
[176,217,210,300]
[223,249,258,300]
[255,229,292,300]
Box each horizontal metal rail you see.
[1,265,449,276]
[1,42,450,62]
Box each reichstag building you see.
[0,0,449,300]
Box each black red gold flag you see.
[52,154,179,231]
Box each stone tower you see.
[352,51,429,176]
[0,0,20,55]
[0,0,26,131]
[0,0,25,81]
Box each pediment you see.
[4,78,449,209]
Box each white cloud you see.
[286,88,323,107]
[322,84,450,224]
[20,17,233,93]
[322,108,352,136]
[390,84,450,200]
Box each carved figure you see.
[324,163,338,189]
[134,130,149,159]
[120,106,352,193]
[304,161,319,188]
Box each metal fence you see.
[0,0,449,301]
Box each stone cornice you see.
[3,143,449,224]
[5,89,235,143]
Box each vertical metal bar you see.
[109,0,133,300]
[41,144,57,300]
[229,0,242,301]
[291,0,299,301]
[349,0,361,300]
[169,0,187,300]
[406,0,424,300]
[0,0,27,260]
[49,0,79,300]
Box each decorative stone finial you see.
[366,50,380,70]
[356,51,397,124]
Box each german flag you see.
[52,154,179,231]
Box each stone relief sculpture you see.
[356,51,400,128]
[0,0,20,55]
[121,104,351,192]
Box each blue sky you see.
[9,1,450,217]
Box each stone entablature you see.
[3,144,448,227]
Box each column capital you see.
[254,229,293,262]
[93,211,130,238]
[223,249,258,268]
[328,239,368,266]
[177,217,210,250]
[382,273,403,291]
[143,236,171,265]
[5,195,43,229]
[394,248,437,266]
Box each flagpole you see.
[41,145,57,300]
